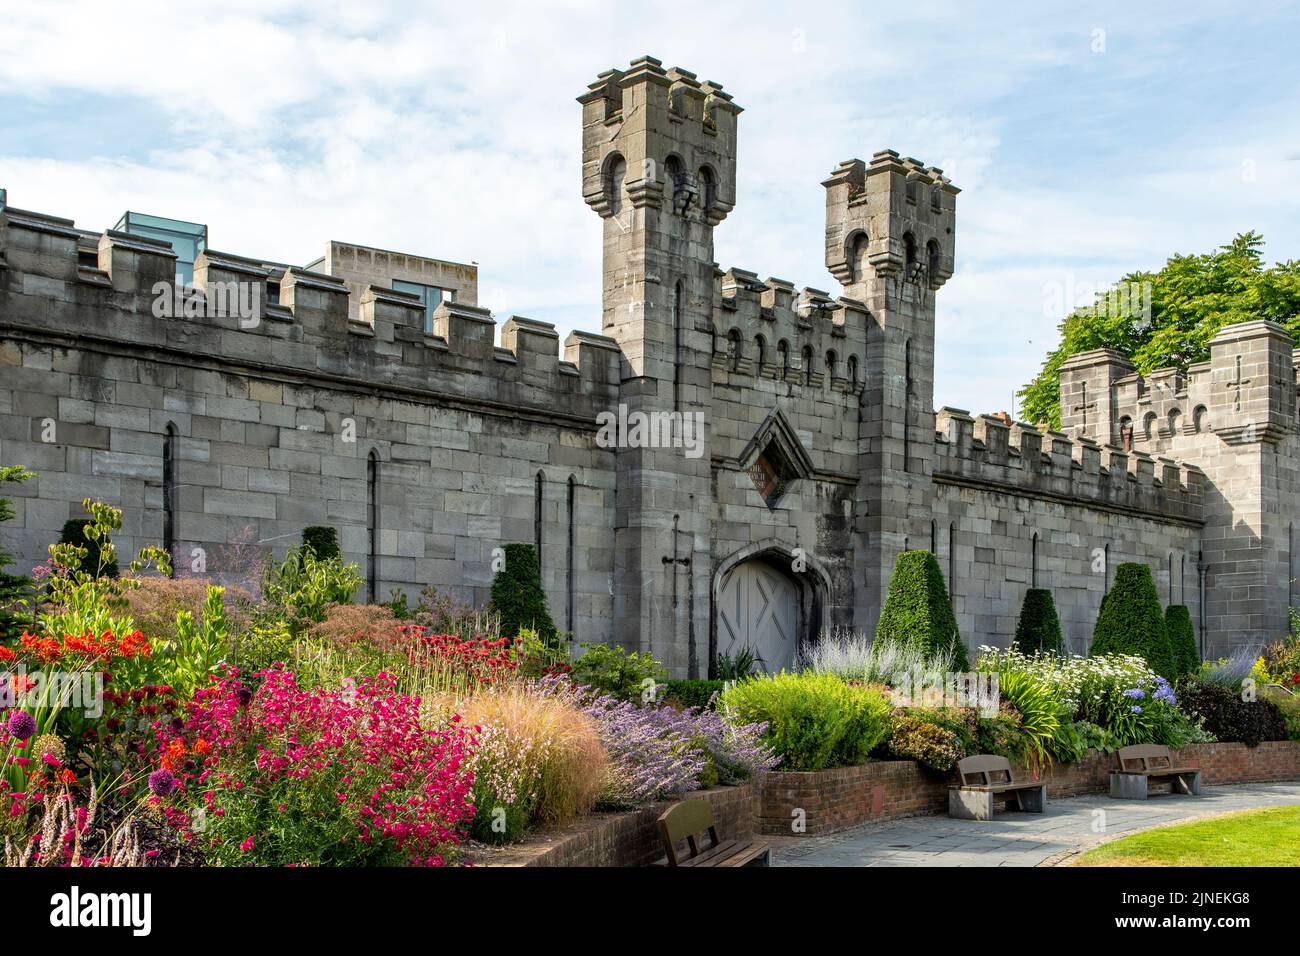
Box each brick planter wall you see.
[756,741,1300,837]
[481,741,1300,862]
[477,783,755,867]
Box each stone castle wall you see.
[2,56,1297,671]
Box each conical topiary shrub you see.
[1089,563,1175,679]
[301,526,341,561]
[1013,588,1064,655]
[488,543,558,648]
[875,549,968,670]
[1165,604,1199,678]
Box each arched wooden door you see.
[716,559,800,673]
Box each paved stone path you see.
[771,782,1300,867]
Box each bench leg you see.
[949,788,995,821]
[1172,772,1202,796]
[1109,772,1149,800]
[1014,784,1047,813]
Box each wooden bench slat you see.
[657,799,771,867]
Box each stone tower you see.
[1200,320,1299,646]
[579,56,741,675]
[1058,348,1135,446]
[823,151,958,633]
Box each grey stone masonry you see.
[0,56,1294,672]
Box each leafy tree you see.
[1165,604,1200,678]
[1013,588,1064,655]
[0,465,35,639]
[488,543,558,648]
[1021,234,1300,427]
[1090,563,1176,679]
[875,550,968,670]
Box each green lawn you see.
[1074,805,1300,866]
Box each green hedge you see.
[875,550,967,670]
[720,672,892,771]
[1013,588,1064,655]
[1165,605,1199,678]
[1090,563,1175,679]
[662,679,726,710]
[488,543,557,646]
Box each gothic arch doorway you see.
[711,544,827,674]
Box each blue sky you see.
[2,0,1297,415]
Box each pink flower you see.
[239,836,255,852]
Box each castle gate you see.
[715,557,801,673]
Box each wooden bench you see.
[652,799,770,867]
[1109,744,1201,799]
[948,754,1047,820]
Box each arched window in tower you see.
[163,422,178,572]
[698,165,717,214]
[605,154,626,216]
[727,329,743,371]
[664,154,684,211]
[825,350,838,385]
[1119,416,1134,451]
[1168,552,1175,604]
[534,471,545,569]
[754,334,767,374]
[847,355,859,390]
[903,232,918,273]
[777,340,790,378]
[367,450,379,602]
[1193,405,1209,433]
[926,239,941,280]
[1103,542,1110,596]
[931,185,943,212]
[930,519,937,553]
[850,232,870,283]
[1032,532,1039,588]
[801,345,814,385]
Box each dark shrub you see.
[886,711,966,773]
[488,543,557,647]
[1090,563,1175,679]
[1013,588,1064,655]
[663,679,726,710]
[875,550,967,670]
[58,518,118,578]
[300,526,341,561]
[1165,605,1199,678]
[1180,679,1287,747]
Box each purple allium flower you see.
[148,768,178,797]
[1123,688,1145,699]
[1131,705,1143,714]
[237,687,254,708]
[6,710,37,741]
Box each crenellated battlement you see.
[934,407,1203,522]
[711,267,867,395]
[1060,322,1300,453]
[0,205,622,425]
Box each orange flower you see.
[58,769,77,785]
[192,738,211,757]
